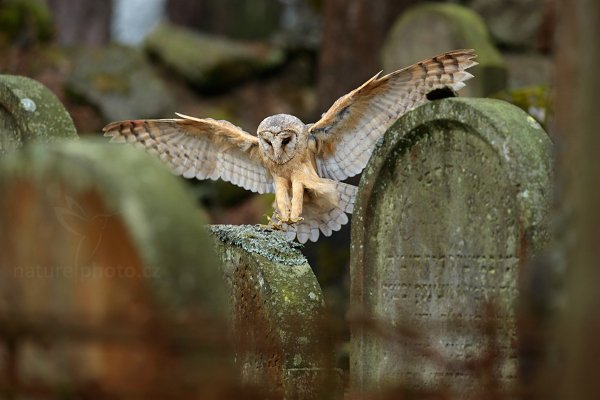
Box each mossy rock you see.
[0,74,77,157]
[210,224,341,399]
[0,139,233,397]
[382,3,507,97]
[145,23,285,91]
[66,44,175,121]
[351,98,552,394]
[469,0,545,49]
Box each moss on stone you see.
[144,23,285,91]
[382,3,507,97]
[351,97,553,391]
[66,45,175,121]
[210,224,305,267]
[0,75,77,157]
[0,139,228,314]
[210,224,339,398]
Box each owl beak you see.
[272,138,283,159]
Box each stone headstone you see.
[0,140,233,398]
[469,0,545,50]
[350,98,552,397]
[381,3,507,97]
[166,0,282,41]
[210,225,341,400]
[145,23,284,91]
[0,75,77,156]
[66,45,175,122]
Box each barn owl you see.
[103,49,477,243]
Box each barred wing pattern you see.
[310,49,478,181]
[103,114,274,194]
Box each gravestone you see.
[0,75,77,156]
[381,3,507,97]
[211,225,341,400]
[0,140,234,399]
[145,23,284,91]
[66,45,175,122]
[350,98,552,397]
[469,0,545,50]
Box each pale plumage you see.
[103,49,477,243]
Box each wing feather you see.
[103,114,274,193]
[310,49,478,181]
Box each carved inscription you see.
[370,126,519,392]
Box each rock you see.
[166,0,282,41]
[382,3,507,97]
[66,44,175,121]
[468,0,544,49]
[0,139,233,397]
[145,23,285,91]
[350,98,552,397]
[210,224,342,400]
[0,75,77,156]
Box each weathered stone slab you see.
[0,75,77,156]
[145,23,285,91]
[66,45,175,121]
[350,98,552,397]
[0,140,232,398]
[381,3,507,97]
[210,225,341,400]
[469,0,545,50]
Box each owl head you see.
[257,114,306,164]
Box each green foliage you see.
[492,85,553,128]
[0,0,53,45]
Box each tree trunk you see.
[554,0,600,399]
[166,0,207,29]
[47,0,112,45]
[316,0,423,113]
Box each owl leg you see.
[289,180,305,223]
[274,177,291,221]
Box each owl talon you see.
[279,216,303,225]
[267,214,283,230]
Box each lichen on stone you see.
[209,224,306,267]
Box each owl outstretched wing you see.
[103,113,274,194]
[310,49,478,181]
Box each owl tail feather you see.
[278,182,357,243]
[335,181,357,214]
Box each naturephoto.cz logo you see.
[13,264,156,281]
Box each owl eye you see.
[282,137,291,145]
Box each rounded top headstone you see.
[381,3,507,97]
[0,75,77,156]
[351,98,552,395]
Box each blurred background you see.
[6,1,599,398]
[3,0,600,398]
[0,0,557,325]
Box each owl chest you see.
[263,154,316,182]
